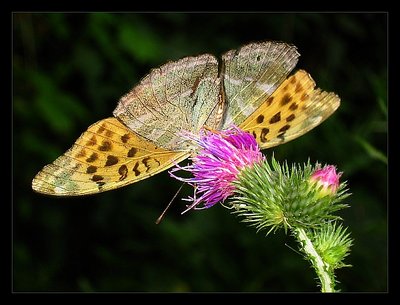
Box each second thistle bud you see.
[232,158,349,232]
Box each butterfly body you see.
[32,41,340,196]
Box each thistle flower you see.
[169,126,264,213]
[310,165,342,198]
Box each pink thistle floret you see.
[169,126,264,213]
[310,165,342,196]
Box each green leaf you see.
[118,22,162,63]
[355,136,387,165]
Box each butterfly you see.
[32,41,340,196]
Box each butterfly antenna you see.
[155,183,185,224]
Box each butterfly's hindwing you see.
[113,55,221,150]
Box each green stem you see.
[295,227,335,292]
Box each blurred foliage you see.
[13,13,387,292]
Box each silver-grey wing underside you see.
[221,41,300,128]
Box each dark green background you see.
[13,13,387,292]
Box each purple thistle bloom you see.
[169,126,264,213]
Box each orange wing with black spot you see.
[32,118,189,196]
[239,70,340,149]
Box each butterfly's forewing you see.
[32,118,189,196]
[113,54,222,151]
[221,41,300,128]
[239,70,340,149]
